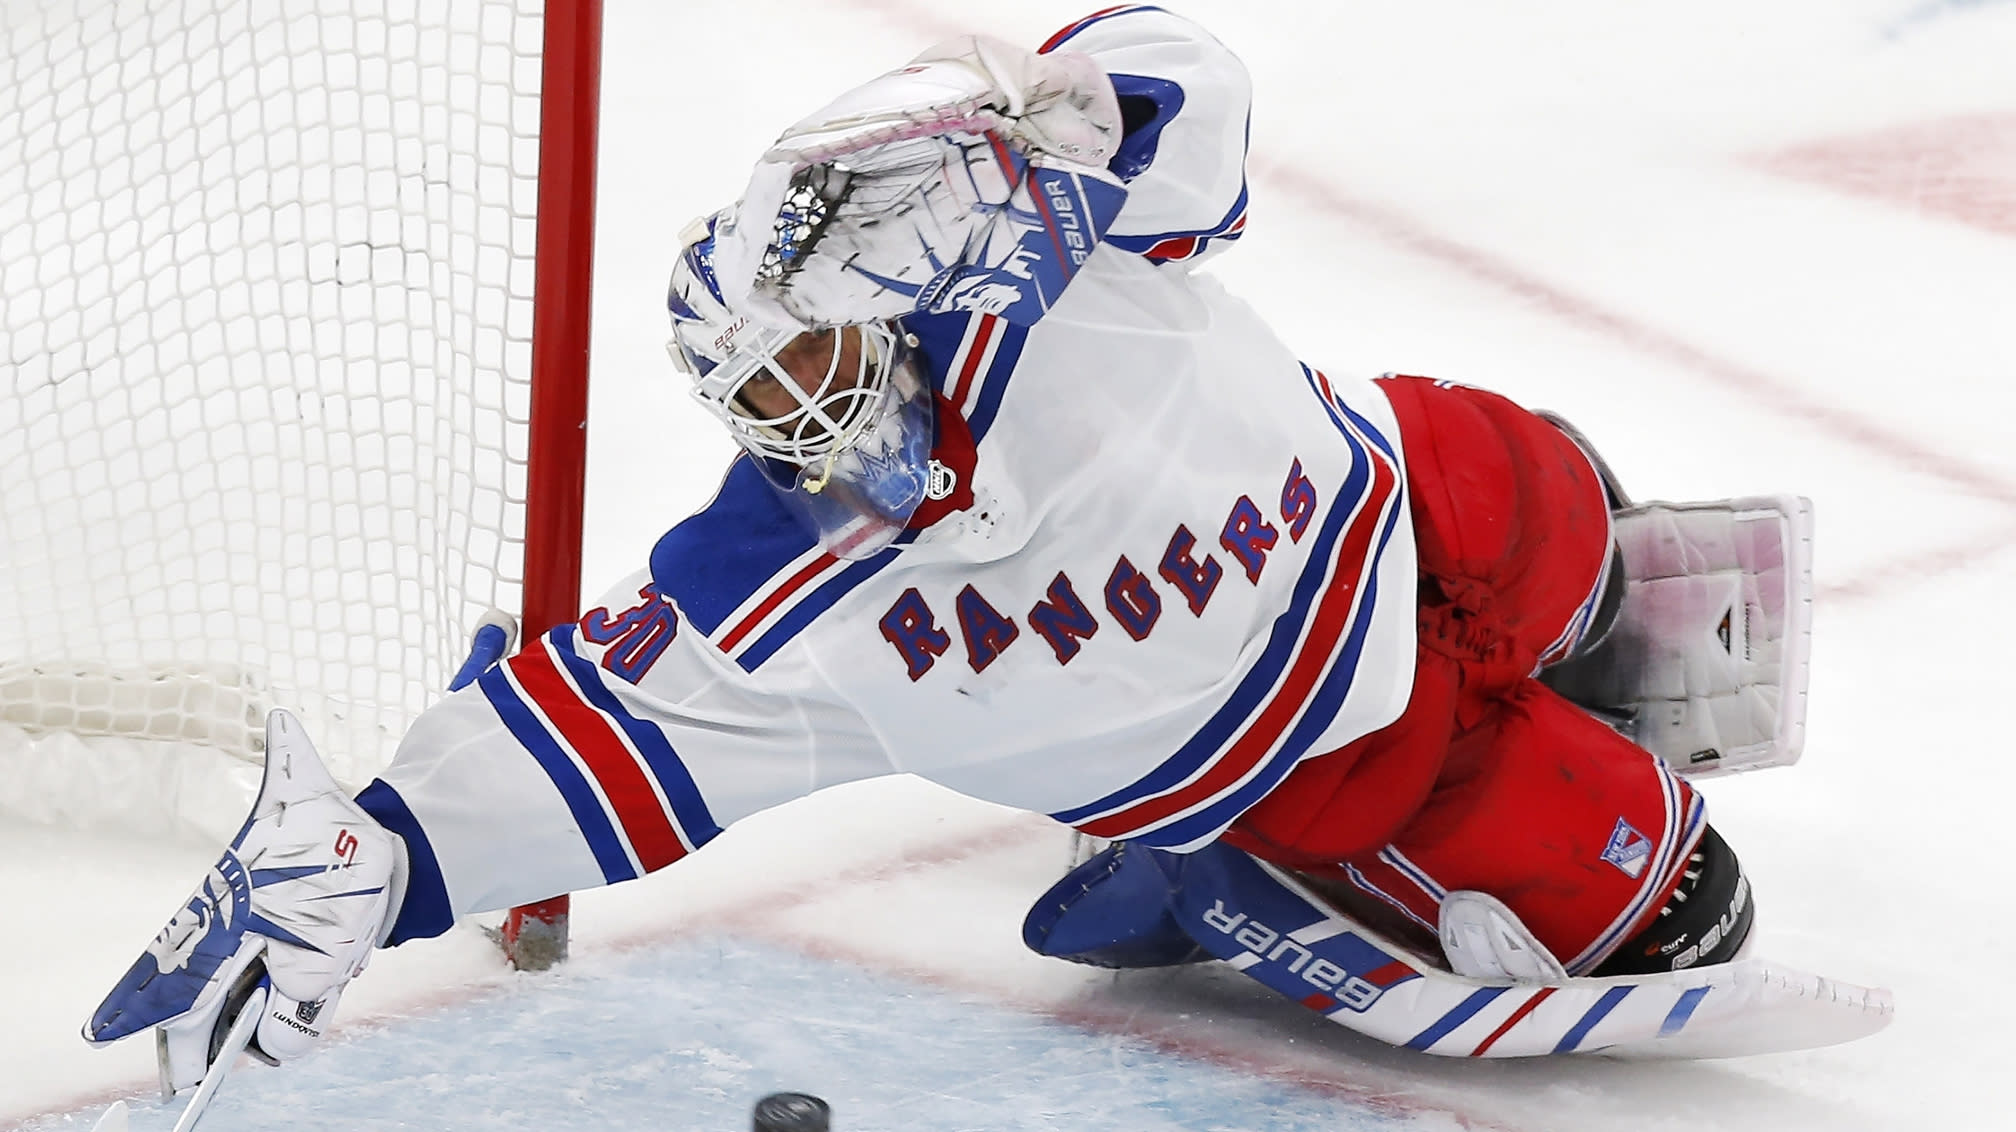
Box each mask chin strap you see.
[786,391,859,494]
[802,448,841,494]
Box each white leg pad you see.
[1236,858,1889,1058]
[1544,495,1814,777]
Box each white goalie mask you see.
[666,212,935,560]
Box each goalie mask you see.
[666,212,935,560]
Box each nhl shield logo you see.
[925,458,958,501]
[1601,818,1653,879]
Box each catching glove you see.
[715,35,1131,330]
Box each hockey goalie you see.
[84,5,1888,1112]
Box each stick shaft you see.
[170,986,268,1132]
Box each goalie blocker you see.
[83,710,403,1113]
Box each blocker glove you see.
[83,708,405,1095]
[714,34,1131,330]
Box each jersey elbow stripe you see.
[504,642,683,873]
[552,625,722,849]
[735,549,914,671]
[484,634,720,882]
[711,545,900,672]
[907,310,1025,443]
[1057,402,1404,846]
[478,664,638,884]
[945,314,1002,416]
[1113,191,1250,264]
[1038,4,1165,53]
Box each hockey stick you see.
[165,983,268,1132]
[89,1100,128,1132]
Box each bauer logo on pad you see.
[1601,818,1653,879]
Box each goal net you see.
[0,0,595,845]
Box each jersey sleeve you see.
[1042,6,1253,266]
[356,568,894,945]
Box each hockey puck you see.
[752,1092,831,1132]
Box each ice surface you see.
[6,0,2016,1129]
[22,939,1467,1132]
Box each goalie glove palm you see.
[83,709,406,1091]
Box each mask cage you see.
[669,322,905,471]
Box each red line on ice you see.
[1761,113,2016,241]
[1243,154,2016,513]
[842,0,2016,602]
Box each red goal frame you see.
[503,0,606,971]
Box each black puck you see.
[752,1092,831,1132]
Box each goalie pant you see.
[1222,376,1719,977]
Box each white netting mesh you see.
[1,0,550,841]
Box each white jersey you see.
[369,6,1419,940]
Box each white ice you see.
[5,0,2014,1129]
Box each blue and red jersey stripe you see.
[1053,368,1405,848]
[1039,5,1165,54]
[1108,185,1250,264]
[479,628,722,886]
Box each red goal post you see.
[509,0,603,972]
[0,0,604,970]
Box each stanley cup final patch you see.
[926,459,958,501]
[1601,817,1653,879]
